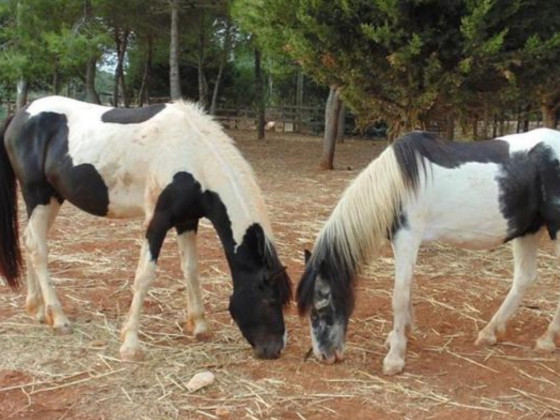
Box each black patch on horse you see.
[146,172,206,260]
[531,144,560,240]
[392,131,510,188]
[496,149,543,241]
[6,111,109,216]
[101,104,166,124]
[147,171,292,303]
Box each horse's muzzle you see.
[253,341,283,359]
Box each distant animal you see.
[297,128,560,375]
[0,96,291,361]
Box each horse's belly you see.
[106,188,145,218]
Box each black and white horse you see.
[0,96,291,361]
[297,128,560,375]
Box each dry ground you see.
[1,131,560,419]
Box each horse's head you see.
[228,226,292,359]
[297,249,352,363]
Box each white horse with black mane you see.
[0,96,291,361]
[297,128,560,375]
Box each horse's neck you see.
[200,169,271,256]
[201,190,254,271]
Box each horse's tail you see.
[0,115,22,291]
[297,145,412,316]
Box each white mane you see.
[314,146,409,268]
[170,101,274,247]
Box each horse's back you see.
[498,127,560,153]
[395,130,560,248]
[6,97,184,218]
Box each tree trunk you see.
[85,57,101,104]
[523,104,530,132]
[295,68,304,132]
[52,64,60,95]
[472,116,478,140]
[83,0,100,104]
[445,110,455,140]
[210,19,232,115]
[482,101,490,139]
[541,99,557,128]
[320,86,342,170]
[16,78,27,110]
[255,48,265,140]
[169,0,182,101]
[113,29,130,107]
[197,11,208,108]
[119,32,129,107]
[138,35,153,107]
[499,113,505,136]
[336,102,345,143]
[15,1,28,109]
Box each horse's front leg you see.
[383,230,420,375]
[120,240,159,361]
[176,223,208,340]
[535,238,560,352]
[476,231,541,347]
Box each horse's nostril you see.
[254,344,282,360]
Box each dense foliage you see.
[1,0,559,139]
[233,0,560,137]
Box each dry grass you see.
[0,131,559,419]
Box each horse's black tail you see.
[0,115,22,291]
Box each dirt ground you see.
[1,130,559,419]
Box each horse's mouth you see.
[304,347,344,363]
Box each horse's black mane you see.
[392,131,510,189]
[265,244,293,308]
[297,238,357,318]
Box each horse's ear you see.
[250,224,269,264]
[304,249,312,264]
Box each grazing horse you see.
[0,96,291,361]
[297,128,560,375]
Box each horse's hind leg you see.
[25,198,61,323]
[25,198,71,333]
[535,239,560,351]
[383,229,421,375]
[176,223,208,340]
[476,230,542,347]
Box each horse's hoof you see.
[120,345,145,362]
[535,338,556,353]
[382,358,405,376]
[54,323,73,335]
[475,332,497,347]
[185,317,209,340]
[35,312,46,324]
[194,331,211,342]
